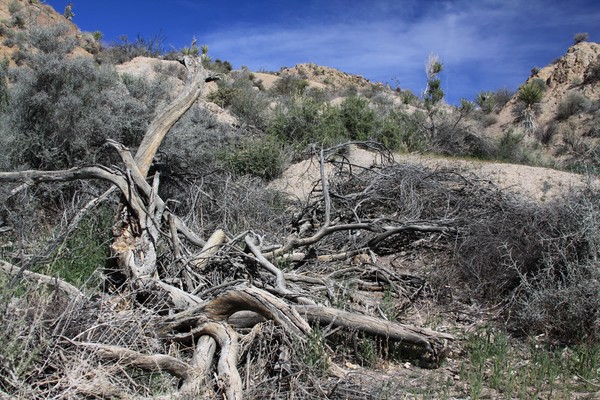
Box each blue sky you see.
[45,0,600,104]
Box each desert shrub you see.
[267,97,345,149]
[450,178,600,343]
[0,56,9,113]
[159,105,240,180]
[228,81,269,127]
[29,23,76,54]
[517,259,600,342]
[92,30,103,41]
[220,135,285,180]
[492,87,515,109]
[207,58,233,75]
[207,81,240,108]
[399,88,418,105]
[584,57,600,84]
[184,173,291,238]
[8,0,21,14]
[557,92,590,120]
[536,122,558,145]
[43,206,113,287]
[340,96,376,140]
[99,33,165,64]
[481,114,497,127]
[208,76,268,127]
[573,32,589,44]
[376,109,428,152]
[270,74,309,97]
[513,191,600,342]
[494,129,526,162]
[0,24,163,170]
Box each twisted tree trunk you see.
[0,54,457,399]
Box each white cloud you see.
[201,0,600,102]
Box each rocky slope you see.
[488,41,600,164]
[0,0,96,62]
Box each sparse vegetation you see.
[0,4,599,399]
[573,32,589,44]
[220,135,285,180]
[557,91,590,120]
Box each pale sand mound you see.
[269,147,384,203]
[270,146,597,203]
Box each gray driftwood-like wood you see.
[0,53,458,399]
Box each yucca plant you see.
[475,91,495,114]
[517,80,544,107]
[517,80,545,131]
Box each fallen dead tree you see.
[0,53,456,399]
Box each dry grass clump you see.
[328,160,600,343]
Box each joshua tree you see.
[423,54,444,143]
[63,2,74,20]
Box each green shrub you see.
[300,325,330,374]
[267,97,345,148]
[229,83,269,128]
[0,56,9,113]
[270,74,308,97]
[220,136,285,180]
[496,129,526,161]
[377,109,428,152]
[208,58,233,74]
[340,96,376,140]
[557,92,589,120]
[208,76,268,127]
[207,81,240,108]
[8,0,22,15]
[399,88,418,105]
[44,207,112,287]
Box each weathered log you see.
[296,305,454,349]
[194,322,242,400]
[135,56,212,177]
[179,335,217,398]
[192,229,226,270]
[0,260,84,300]
[76,342,190,379]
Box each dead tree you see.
[0,55,455,399]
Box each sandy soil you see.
[270,146,597,204]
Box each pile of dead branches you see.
[0,55,457,399]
